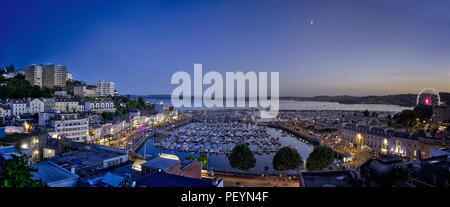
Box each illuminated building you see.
[340,123,450,158]
[50,113,89,142]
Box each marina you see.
[155,123,283,155]
[138,119,314,174]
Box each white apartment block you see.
[28,98,45,114]
[155,103,170,114]
[51,113,89,142]
[84,99,116,113]
[0,106,11,118]
[66,72,73,81]
[55,98,79,113]
[9,100,28,116]
[42,98,55,112]
[96,81,115,97]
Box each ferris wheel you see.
[417,88,440,106]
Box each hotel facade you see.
[340,123,450,158]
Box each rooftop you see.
[32,161,79,185]
[101,172,125,187]
[141,156,179,170]
[47,146,126,168]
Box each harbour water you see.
[138,124,314,174]
[146,98,412,112]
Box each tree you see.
[136,97,146,109]
[413,104,433,121]
[101,112,115,121]
[129,152,143,161]
[0,150,47,187]
[363,110,370,117]
[196,153,209,167]
[272,147,303,175]
[394,110,417,127]
[228,144,256,174]
[185,155,195,160]
[6,64,15,73]
[306,145,334,171]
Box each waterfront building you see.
[88,124,103,141]
[140,154,202,179]
[25,64,43,87]
[84,99,115,113]
[96,80,115,97]
[340,123,450,158]
[155,101,170,114]
[32,161,79,187]
[55,97,79,112]
[42,64,67,88]
[47,145,129,177]
[49,113,89,142]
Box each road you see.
[217,175,299,187]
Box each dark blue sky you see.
[1,0,449,96]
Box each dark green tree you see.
[306,145,334,171]
[196,153,209,167]
[101,112,115,121]
[394,110,417,127]
[413,104,433,121]
[363,110,370,117]
[0,151,47,187]
[228,144,256,174]
[185,155,195,160]
[272,146,303,175]
[6,64,15,73]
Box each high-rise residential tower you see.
[42,64,67,88]
[25,64,43,87]
[96,80,115,97]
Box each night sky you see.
[1,0,449,96]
